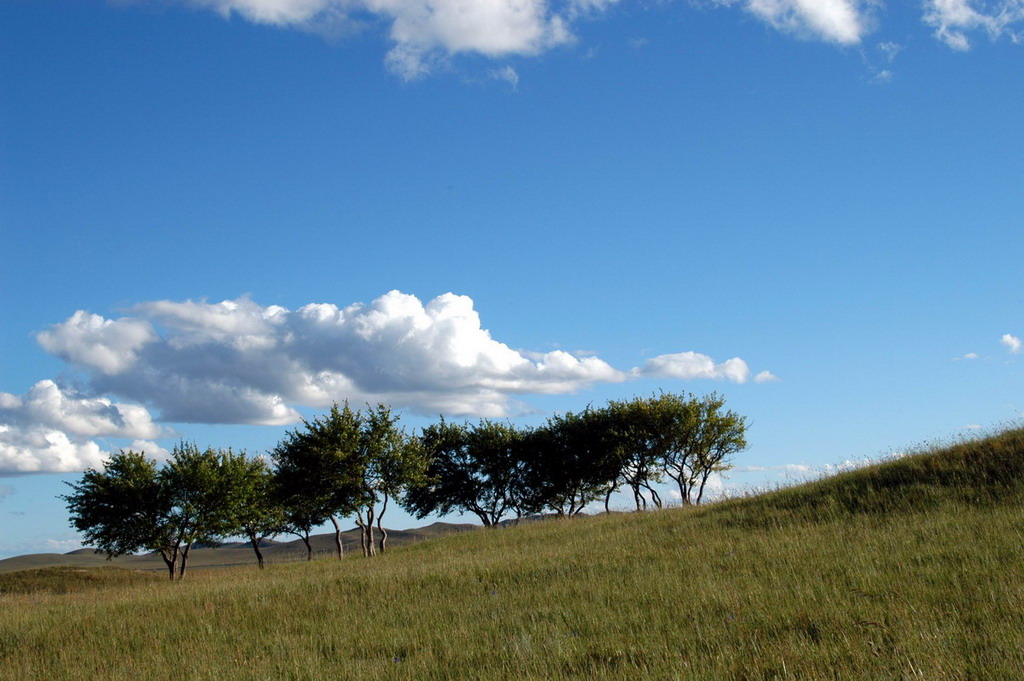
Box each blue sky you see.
[1,0,1022,558]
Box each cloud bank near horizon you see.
[36,290,769,427]
[127,0,1023,78]
[5,289,774,474]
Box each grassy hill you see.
[2,428,1022,680]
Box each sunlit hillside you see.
[3,428,1022,680]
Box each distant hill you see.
[0,521,477,574]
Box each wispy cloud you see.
[489,65,520,88]
[1002,333,1022,354]
[923,0,1024,50]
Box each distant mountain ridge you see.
[0,521,477,574]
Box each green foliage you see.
[405,418,526,526]
[272,403,366,557]
[161,442,246,550]
[407,393,748,521]
[271,402,428,557]
[358,403,429,553]
[63,443,271,579]
[218,453,286,568]
[654,392,747,504]
[603,395,672,509]
[525,408,621,516]
[62,450,166,560]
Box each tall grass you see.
[2,429,1023,680]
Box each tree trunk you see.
[604,487,614,514]
[644,484,662,509]
[179,542,193,580]
[247,530,266,569]
[695,473,711,505]
[356,511,368,557]
[301,534,313,561]
[159,547,178,581]
[365,505,376,557]
[377,493,389,554]
[329,515,344,560]
[632,485,646,511]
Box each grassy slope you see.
[2,429,1023,680]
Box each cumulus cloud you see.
[923,0,1024,50]
[176,0,576,78]
[36,311,156,374]
[634,351,752,383]
[36,291,769,423]
[0,426,108,474]
[0,381,167,475]
[0,380,163,440]
[753,370,780,383]
[1001,333,1022,354]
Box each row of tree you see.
[63,393,746,580]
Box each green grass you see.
[2,428,1023,680]
[0,566,161,595]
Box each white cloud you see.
[715,0,869,44]
[568,0,621,15]
[174,0,578,78]
[753,370,780,383]
[1001,333,1022,354]
[878,40,903,61]
[0,380,163,440]
[37,311,156,374]
[634,351,752,383]
[0,426,109,474]
[733,462,813,474]
[923,0,1024,50]
[0,381,167,475]
[871,68,893,83]
[126,440,172,460]
[489,65,520,87]
[36,290,768,424]
[107,0,1024,78]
